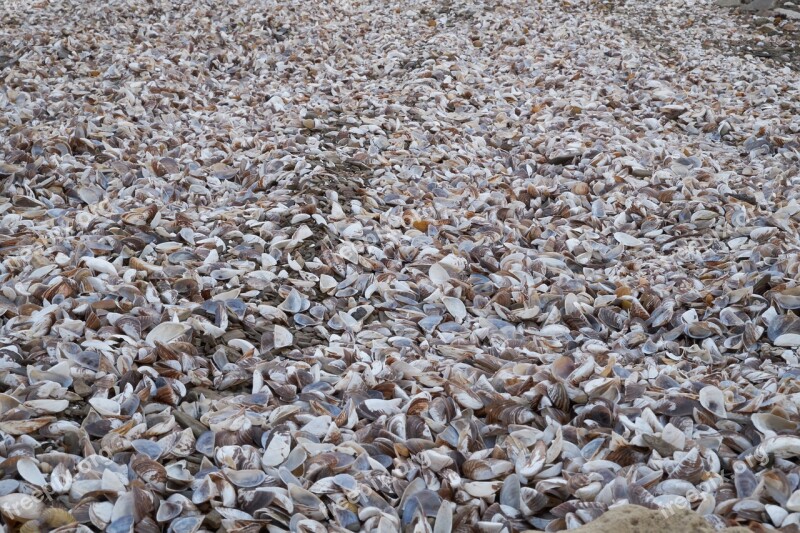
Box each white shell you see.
[0,493,45,520]
[82,256,119,276]
[89,397,121,416]
[442,297,467,322]
[273,325,293,349]
[699,385,727,418]
[145,321,190,346]
[16,458,47,487]
[429,263,450,285]
[613,232,644,247]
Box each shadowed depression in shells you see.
[1,0,800,531]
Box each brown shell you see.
[131,456,167,490]
[547,382,571,412]
[19,521,40,533]
[485,400,535,425]
[628,484,659,509]
[43,279,78,301]
[606,445,650,467]
[42,508,76,527]
[667,449,704,484]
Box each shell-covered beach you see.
[1,0,800,530]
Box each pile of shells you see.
[1,0,800,531]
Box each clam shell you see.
[667,448,704,484]
[442,297,467,322]
[0,494,45,520]
[16,458,46,487]
[88,398,121,417]
[462,459,514,481]
[273,325,293,349]
[145,322,190,346]
[699,385,726,418]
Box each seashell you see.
[787,490,800,513]
[485,399,532,424]
[116,316,142,339]
[516,441,547,479]
[733,460,758,498]
[262,430,292,467]
[41,508,76,527]
[166,462,194,484]
[433,500,454,533]
[629,484,658,509]
[82,256,118,276]
[500,473,521,508]
[520,487,549,515]
[278,289,309,314]
[762,469,791,506]
[131,456,167,491]
[332,505,360,530]
[319,275,337,293]
[0,418,57,435]
[668,448,703,484]
[774,333,800,347]
[462,459,514,481]
[273,325,293,349]
[613,232,644,247]
[732,498,765,521]
[88,397,121,417]
[157,500,183,523]
[50,462,72,494]
[698,385,726,418]
[289,485,327,520]
[16,458,46,487]
[552,356,576,380]
[597,307,626,330]
[766,504,789,526]
[429,263,450,285]
[414,449,453,472]
[761,436,800,458]
[402,488,441,526]
[131,439,163,461]
[774,287,800,310]
[442,296,467,322]
[146,321,190,346]
[0,494,45,520]
[462,481,502,498]
[752,413,797,437]
[225,469,268,488]
[168,516,204,533]
[547,382,570,412]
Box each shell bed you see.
[1,0,800,531]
